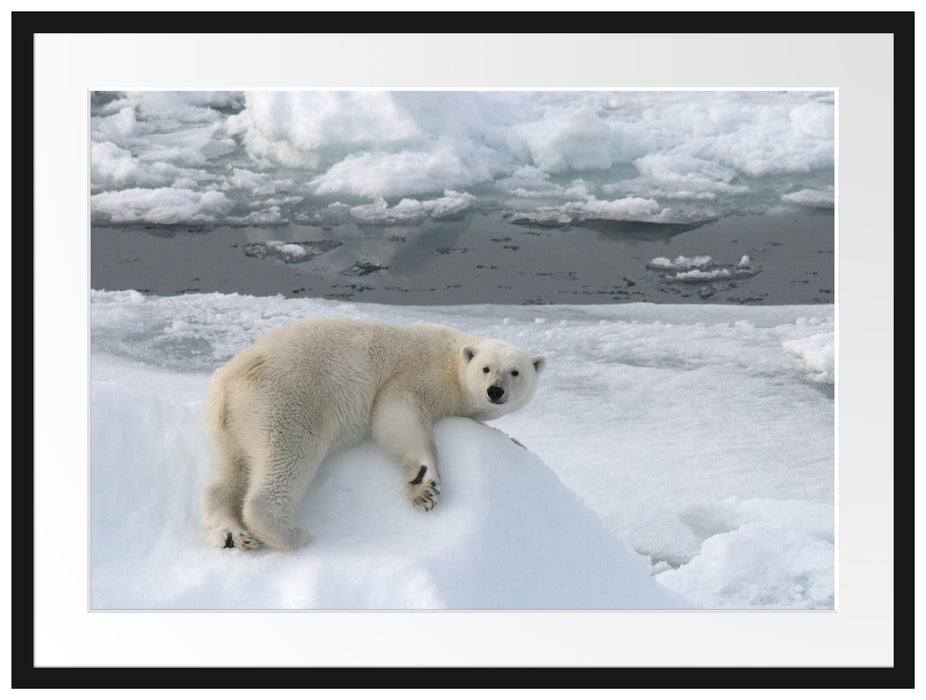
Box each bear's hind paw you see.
[234,531,264,549]
[214,529,263,550]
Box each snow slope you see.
[91,356,688,609]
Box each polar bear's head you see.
[460,340,545,419]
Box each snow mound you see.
[781,187,835,208]
[343,190,476,224]
[91,187,232,225]
[783,332,835,383]
[91,365,690,610]
[657,498,834,609]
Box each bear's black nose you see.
[487,385,505,402]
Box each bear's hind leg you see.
[241,443,322,550]
[203,481,262,550]
[202,444,262,549]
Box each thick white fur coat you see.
[203,318,545,550]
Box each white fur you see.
[203,318,545,550]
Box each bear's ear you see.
[461,345,478,363]
[532,355,546,375]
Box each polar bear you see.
[202,317,546,550]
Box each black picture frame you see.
[11,10,913,690]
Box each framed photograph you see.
[13,9,911,690]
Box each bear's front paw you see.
[408,465,441,512]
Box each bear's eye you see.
[511,370,519,377]
[483,366,490,373]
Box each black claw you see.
[223,532,235,548]
[410,465,427,485]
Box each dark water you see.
[91,210,833,306]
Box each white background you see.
[6,0,913,694]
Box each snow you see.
[346,191,477,224]
[92,367,688,610]
[656,498,834,609]
[782,187,836,208]
[513,195,683,226]
[646,254,759,287]
[90,90,835,227]
[241,91,424,157]
[783,332,836,383]
[648,255,715,271]
[91,187,232,225]
[670,268,733,281]
[91,292,834,610]
[510,105,614,173]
